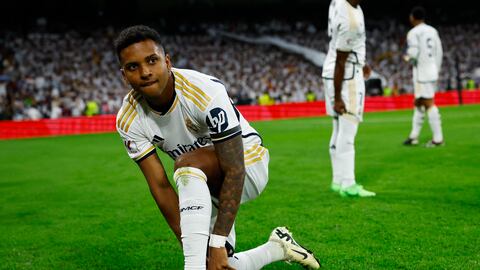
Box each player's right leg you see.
[424,98,444,146]
[324,79,341,192]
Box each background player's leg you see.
[408,104,425,142]
[337,116,375,197]
[329,117,341,192]
[427,105,444,144]
[336,116,358,189]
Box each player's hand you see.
[208,247,235,270]
[334,98,347,115]
[363,64,372,79]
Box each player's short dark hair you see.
[114,25,164,60]
[411,6,426,20]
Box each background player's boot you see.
[269,227,321,269]
[425,140,444,148]
[330,183,341,193]
[340,184,376,197]
[403,137,419,146]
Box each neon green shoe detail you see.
[340,184,376,197]
[331,183,341,193]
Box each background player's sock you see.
[427,105,443,142]
[174,167,212,270]
[228,241,284,270]
[329,118,341,186]
[337,116,359,189]
[409,107,425,139]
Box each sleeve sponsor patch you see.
[206,107,229,134]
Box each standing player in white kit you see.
[403,6,444,147]
[322,0,376,197]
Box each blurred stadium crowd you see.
[1,20,479,120]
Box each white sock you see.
[174,167,212,270]
[409,107,425,139]
[329,118,341,185]
[228,241,285,270]
[337,116,359,189]
[427,106,443,142]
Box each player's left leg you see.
[337,73,375,197]
[424,98,444,147]
[210,149,286,270]
[228,227,320,270]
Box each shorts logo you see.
[206,107,228,134]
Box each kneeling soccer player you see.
[114,25,320,269]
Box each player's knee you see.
[174,154,195,171]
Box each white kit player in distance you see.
[403,6,444,147]
[114,25,320,270]
[322,0,376,197]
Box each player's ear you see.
[120,68,130,87]
[165,54,172,71]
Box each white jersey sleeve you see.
[201,80,242,143]
[116,93,155,162]
[406,30,420,61]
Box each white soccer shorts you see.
[324,66,366,122]
[414,81,437,99]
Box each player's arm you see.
[203,81,245,269]
[211,133,245,237]
[404,33,419,65]
[333,50,349,114]
[208,133,244,270]
[137,151,182,244]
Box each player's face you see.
[120,39,171,99]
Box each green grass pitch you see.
[1,105,479,269]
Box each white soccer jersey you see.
[116,68,264,164]
[322,0,366,80]
[406,23,443,82]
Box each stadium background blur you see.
[1,0,479,120]
[2,1,480,269]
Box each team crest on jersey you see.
[185,117,200,133]
[206,107,228,134]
